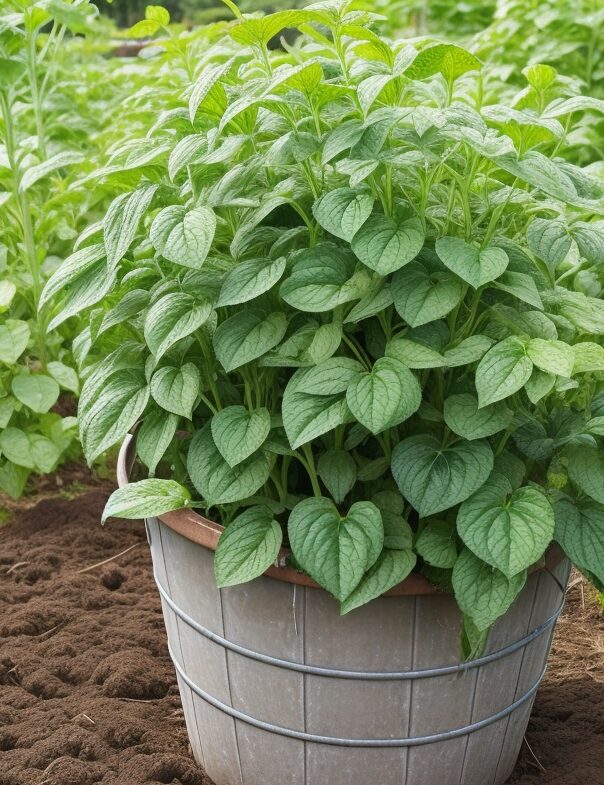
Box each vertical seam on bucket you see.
[403,595,418,785]
[157,521,207,772]
[492,570,541,785]
[220,587,244,785]
[302,586,308,785]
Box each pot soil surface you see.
[0,484,602,785]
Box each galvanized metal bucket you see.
[118,437,569,785]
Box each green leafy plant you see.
[45,1,604,649]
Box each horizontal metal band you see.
[154,567,564,681]
[169,643,546,748]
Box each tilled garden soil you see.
[0,487,602,785]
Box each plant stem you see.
[302,443,322,497]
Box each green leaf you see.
[453,548,526,631]
[229,10,317,46]
[573,342,604,373]
[187,423,271,506]
[444,394,513,440]
[102,479,190,524]
[0,281,16,310]
[458,477,554,577]
[312,188,374,241]
[341,549,416,614]
[391,435,493,517]
[416,520,457,569]
[346,357,421,434]
[47,361,79,394]
[144,292,212,360]
[0,397,14,428]
[282,358,362,450]
[317,450,357,504]
[475,337,533,407]
[280,245,368,312]
[0,320,30,365]
[527,218,570,274]
[215,506,283,587]
[80,370,150,463]
[288,497,383,602]
[214,309,287,372]
[407,43,482,81]
[554,496,604,586]
[211,406,271,468]
[150,363,200,419]
[0,428,60,473]
[435,237,508,288]
[150,206,216,269]
[566,446,604,505]
[492,272,543,309]
[386,337,447,369]
[12,374,60,414]
[526,338,574,377]
[444,335,495,367]
[217,256,286,307]
[351,214,424,275]
[145,5,170,25]
[391,261,464,327]
[104,185,158,270]
[20,151,85,193]
[137,407,178,476]
[0,461,29,500]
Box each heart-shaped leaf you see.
[211,406,271,467]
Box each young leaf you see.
[407,43,481,81]
[211,406,271,468]
[137,408,178,477]
[351,215,424,275]
[435,237,508,288]
[444,394,513,440]
[213,310,287,372]
[11,374,60,414]
[187,424,271,506]
[391,261,464,327]
[526,338,574,377]
[475,336,533,407]
[104,185,158,270]
[102,479,190,523]
[217,256,287,307]
[150,205,216,269]
[416,520,457,569]
[317,450,357,504]
[312,188,374,241]
[288,497,384,601]
[0,321,30,365]
[215,507,282,587]
[150,363,201,419]
[341,549,416,614]
[457,477,554,577]
[391,435,493,517]
[452,548,527,631]
[144,293,212,360]
[346,357,421,434]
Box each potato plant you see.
[44,1,604,650]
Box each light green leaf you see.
[492,272,543,309]
[215,506,282,587]
[19,151,84,193]
[391,434,493,517]
[444,394,513,440]
[416,519,457,568]
[145,5,170,25]
[453,548,527,631]
[303,322,342,364]
[150,205,216,269]
[435,237,508,288]
[12,374,60,414]
[475,336,533,407]
[341,549,416,614]
[312,188,374,241]
[0,320,30,365]
[391,261,464,327]
[317,450,356,504]
[346,357,421,434]
[0,397,14,428]
[526,338,574,377]
[0,428,60,473]
[386,337,447,369]
[567,446,604,505]
[211,406,271,468]
[573,342,604,373]
[458,477,554,577]
[0,281,16,310]
[150,363,200,419]
[187,423,271,506]
[214,309,287,372]
[527,218,570,273]
[0,461,29,500]
[104,185,158,270]
[102,479,190,524]
[217,256,286,307]
[352,214,424,275]
[444,335,495,367]
[288,497,384,601]
[137,407,178,476]
[144,292,212,360]
[47,361,79,394]
[407,43,481,81]
[280,245,368,312]
[554,496,604,586]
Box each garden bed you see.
[0,485,602,785]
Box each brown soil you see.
[0,487,602,785]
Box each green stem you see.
[302,443,322,498]
[26,27,46,158]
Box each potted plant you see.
[43,4,604,783]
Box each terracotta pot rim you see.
[117,433,563,597]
